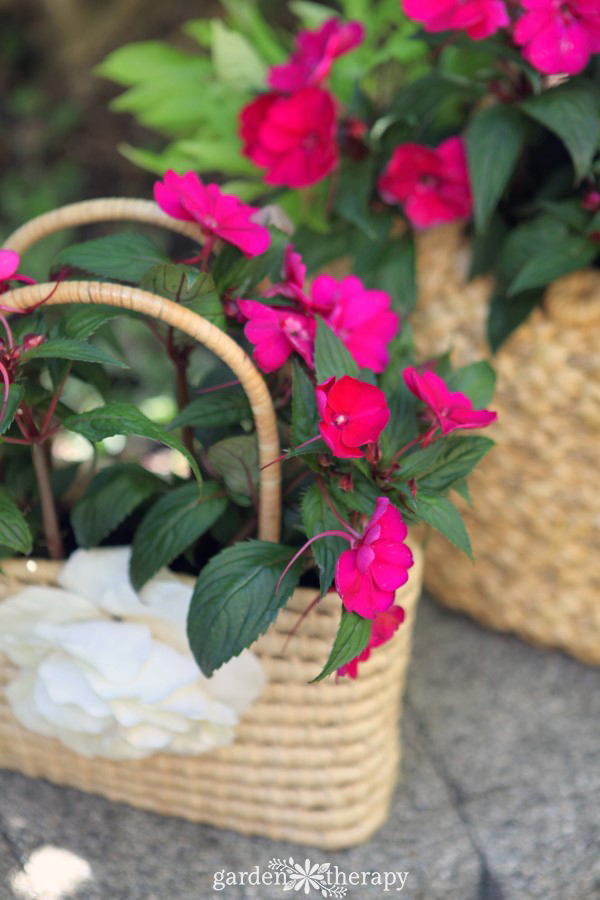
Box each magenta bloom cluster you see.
[154,171,270,258]
[239,246,399,375]
[403,0,600,74]
[240,18,364,189]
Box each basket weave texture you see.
[0,551,422,849]
[0,200,425,848]
[410,224,600,665]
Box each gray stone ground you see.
[1,594,599,900]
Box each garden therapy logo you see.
[212,857,409,893]
[269,858,345,896]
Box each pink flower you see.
[336,499,413,619]
[316,376,390,459]
[403,0,509,39]
[268,18,365,92]
[238,300,315,373]
[310,275,399,373]
[514,0,600,75]
[239,88,339,189]
[337,605,405,678]
[378,138,472,229]
[582,189,600,212]
[0,250,35,293]
[154,171,270,258]
[403,366,497,444]
[264,244,309,305]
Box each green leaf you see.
[301,483,349,597]
[380,388,417,466]
[353,230,417,314]
[314,318,359,383]
[397,435,494,493]
[467,105,527,233]
[386,72,479,127]
[0,489,32,554]
[507,236,598,295]
[291,361,319,445]
[71,463,165,548]
[206,434,258,506]
[20,338,127,369]
[453,478,472,507]
[289,0,334,26]
[446,362,496,408]
[97,41,202,87]
[140,265,225,330]
[61,304,130,340]
[495,216,567,285]
[334,159,378,239]
[220,0,286,65]
[187,540,303,675]
[213,227,288,296]
[521,83,599,181]
[311,608,372,683]
[380,323,416,394]
[56,233,170,284]
[329,471,380,516]
[168,390,251,430]
[130,482,227,589]
[211,20,267,90]
[487,288,541,352]
[414,494,472,559]
[182,19,212,48]
[0,384,23,436]
[64,402,203,487]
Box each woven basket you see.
[410,224,600,666]
[0,200,424,849]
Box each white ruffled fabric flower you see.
[0,548,266,759]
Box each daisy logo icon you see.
[268,857,347,896]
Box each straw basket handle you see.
[1,199,282,542]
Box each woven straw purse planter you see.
[0,200,424,849]
[410,223,599,665]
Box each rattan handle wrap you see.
[0,281,282,542]
[2,199,203,256]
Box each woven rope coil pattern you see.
[0,200,424,846]
[410,224,600,665]
[0,545,423,849]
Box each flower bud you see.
[337,473,354,493]
[365,441,382,465]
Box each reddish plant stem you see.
[32,442,64,560]
[195,379,240,396]
[389,434,422,467]
[260,434,321,471]
[41,365,71,435]
[1,435,31,446]
[19,402,38,439]
[14,414,31,441]
[317,476,361,538]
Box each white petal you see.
[35,621,153,683]
[162,683,238,726]
[124,724,171,750]
[39,656,111,719]
[0,587,98,664]
[33,678,109,734]
[58,547,133,605]
[79,641,197,702]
